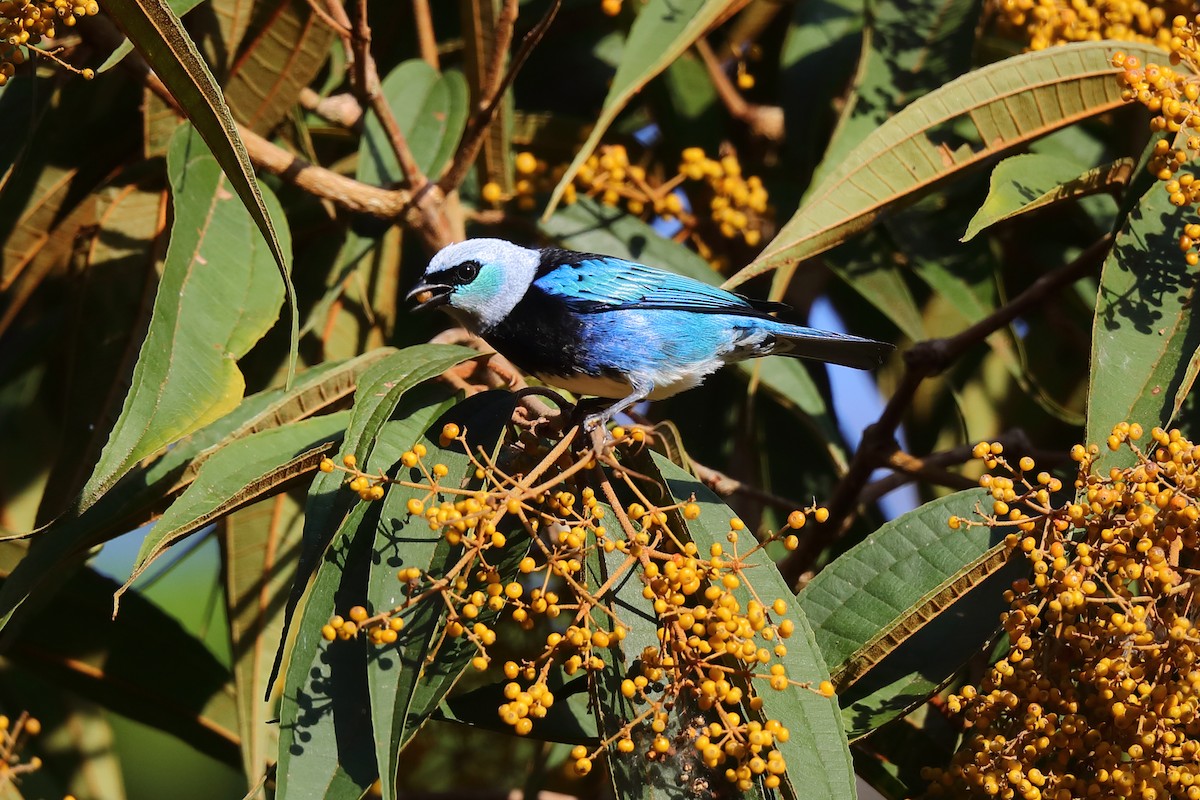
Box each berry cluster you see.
[481,144,771,271]
[991,0,1188,51]
[0,712,47,791]
[0,0,99,85]
[1114,35,1200,264]
[929,423,1200,799]
[323,420,832,789]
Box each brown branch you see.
[689,460,808,513]
[481,0,520,102]
[298,88,363,128]
[856,430,1069,507]
[413,0,440,69]
[328,0,428,192]
[778,233,1114,585]
[694,37,783,142]
[440,0,561,193]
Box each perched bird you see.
[407,238,892,428]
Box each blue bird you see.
[407,239,893,428]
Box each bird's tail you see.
[766,325,894,370]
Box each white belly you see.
[536,362,720,401]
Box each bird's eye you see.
[452,260,481,284]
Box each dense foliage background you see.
[1,0,1198,798]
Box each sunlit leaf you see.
[725,40,1167,288]
[275,499,380,800]
[962,154,1134,241]
[101,0,299,384]
[224,0,336,134]
[796,489,1018,737]
[79,125,289,512]
[118,412,350,602]
[367,392,516,800]
[267,345,480,694]
[654,455,857,800]
[1087,176,1200,453]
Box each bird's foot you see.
[586,417,612,456]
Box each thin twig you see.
[298,88,363,128]
[694,37,783,142]
[481,0,520,102]
[778,233,1114,585]
[413,0,440,69]
[335,0,428,192]
[440,0,561,193]
[689,459,808,513]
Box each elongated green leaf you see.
[6,566,240,766]
[276,500,380,800]
[368,393,517,800]
[0,351,389,641]
[806,0,981,192]
[544,0,739,216]
[653,455,857,800]
[224,0,336,134]
[118,412,350,600]
[586,500,697,800]
[98,0,206,73]
[797,490,1008,687]
[725,40,1167,288]
[79,125,289,513]
[360,61,469,185]
[962,154,1134,241]
[779,0,865,174]
[267,345,480,693]
[1087,177,1200,451]
[221,490,306,787]
[101,0,299,385]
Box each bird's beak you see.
[406,282,452,312]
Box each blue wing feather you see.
[536,256,766,314]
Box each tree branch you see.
[778,233,1114,585]
[440,0,561,193]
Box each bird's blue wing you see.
[535,256,764,314]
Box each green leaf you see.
[962,154,1134,242]
[360,61,469,184]
[586,500,696,800]
[796,489,1015,737]
[1087,177,1200,450]
[806,0,981,192]
[653,455,857,800]
[725,40,1167,289]
[6,566,240,766]
[118,412,351,601]
[0,353,390,638]
[544,0,740,216]
[100,0,299,385]
[224,0,336,134]
[267,345,480,694]
[367,393,518,800]
[275,500,380,800]
[97,0,205,73]
[220,491,306,787]
[79,125,289,512]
